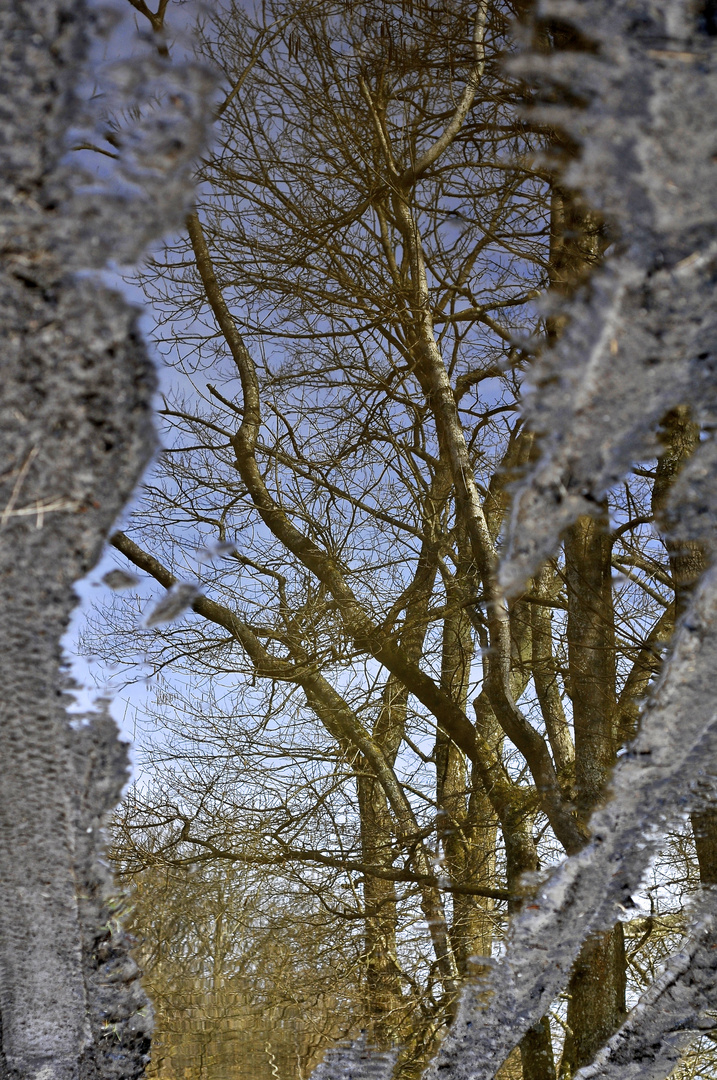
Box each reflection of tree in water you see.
[99,1,717,1078]
[6,0,717,1078]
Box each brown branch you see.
[169,830,516,901]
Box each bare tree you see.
[71,3,717,1080]
[112,825,357,1080]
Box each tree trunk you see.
[561,513,626,1077]
[358,491,445,1048]
[653,407,708,616]
[503,807,557,1080]
[693,810,717,886]
[520,1019,557,1080]
[564,512,616,825]
[437,587,495,975]
[357,772,404,1047]
[559,928,627,1079]
[652,408,716,899]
